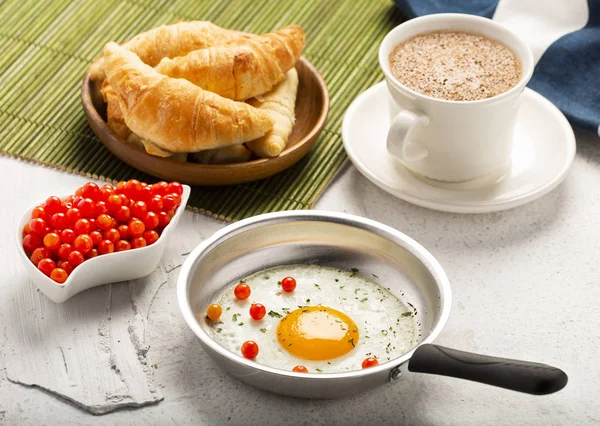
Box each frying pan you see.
[177,211,567,398]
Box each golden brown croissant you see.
[90,21,249,81]
[246,68,299,157]
[103,42,273,156]
[154,25,305,100]
[101,81,131,141]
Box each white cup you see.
[379,14,534,184]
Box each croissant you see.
[154,25,305,100]
[189,145,253,164]
[101,81,132,141]
[90,21,249,81]
[246,68,299,158]
[103,42,273,156]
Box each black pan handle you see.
[408,344,568,395]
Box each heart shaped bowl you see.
[16,185,190,303]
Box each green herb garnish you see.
[268,310,282,318]
[232,313,240,321]
[216,328,222,333]
[381,330,388,335]
[316,368,323,372]
[260,328,266,333]
[306,298,311,303]
[238,322,244,326]
[401,312,412,317]
[348,338,355,347]
[314,284,320,290]
[360,298,368,302]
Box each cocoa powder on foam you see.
[389,31,522,101]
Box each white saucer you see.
[342,82,576,213]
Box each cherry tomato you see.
[100,184,115,199]
[57,243,72,260]
[60,228,76,244]
[249,303,266,320]
[129,219,145,237]
[74,187,83,197]
[362,357,379,369]
[44,196,63,215]
[110,218,117,229]
[131,201,147,218]
[151,181,169,197]
[138,185,153,202]
[22,223,31,236]
[29,218,47,235]
[68,250,84,266]
[50,268,68,284]
[167,209,176,218]
[74,234,93,254]
[162,194,177,211]
[86,248,99,259]
[115,181,126,194]
[115,240,131,251]
[143,230,159,245]
[74,218,92,235]
[60,261,74,274]
[106,194,122,212]
[38,258,56,276]
[114,205,131,223]
[50,213,67,230]
[31,206,47,220]
[42,232,60,250]
[103,228,120,243]
[30,247,51,266]
[234,283,251,300]
[89,230,103,245]
[143,212,159,230]
[131,237,147,248]
[117,224,130,239]
[292,365,308,373]
[98,240,115,255]
[206,304,222,321]
[124,179,142,200]
[72,195,83,207]
[66,208,81,225]
[22,233,43,253]
[82,182,101,201]
[241,341,259,359]
[76,198,95,217]
[148,196,163,212]
[171,194,182,209]
[62,202,73,210]
[281,276,296,292]
[118,194,130,209]
[157,211,171,227]
[96,214,113,231]
[167,182,183,196]
[95,201,108,215]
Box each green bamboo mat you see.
[0,0,405,221]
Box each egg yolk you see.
[277,305,359,361]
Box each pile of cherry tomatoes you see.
[21,180,184,283]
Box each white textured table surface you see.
[1,130,599,425]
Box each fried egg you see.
[206,264,417,373]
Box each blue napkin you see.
[394,0,600,136]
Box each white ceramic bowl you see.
[16,185,190,303]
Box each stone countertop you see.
[1,130,599,425]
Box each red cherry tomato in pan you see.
[281,276,296,292]
[241,341,259,360]
[292,365,308,373]
[234,283,251,300]
[362,357,379,369]
[249,303,266,320]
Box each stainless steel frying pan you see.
[177,211,567,398]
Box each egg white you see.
[206,264,417,373]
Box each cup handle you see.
[386,110,429,162]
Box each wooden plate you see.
[81,57,329,186]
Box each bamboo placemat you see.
[0,0,405,221]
